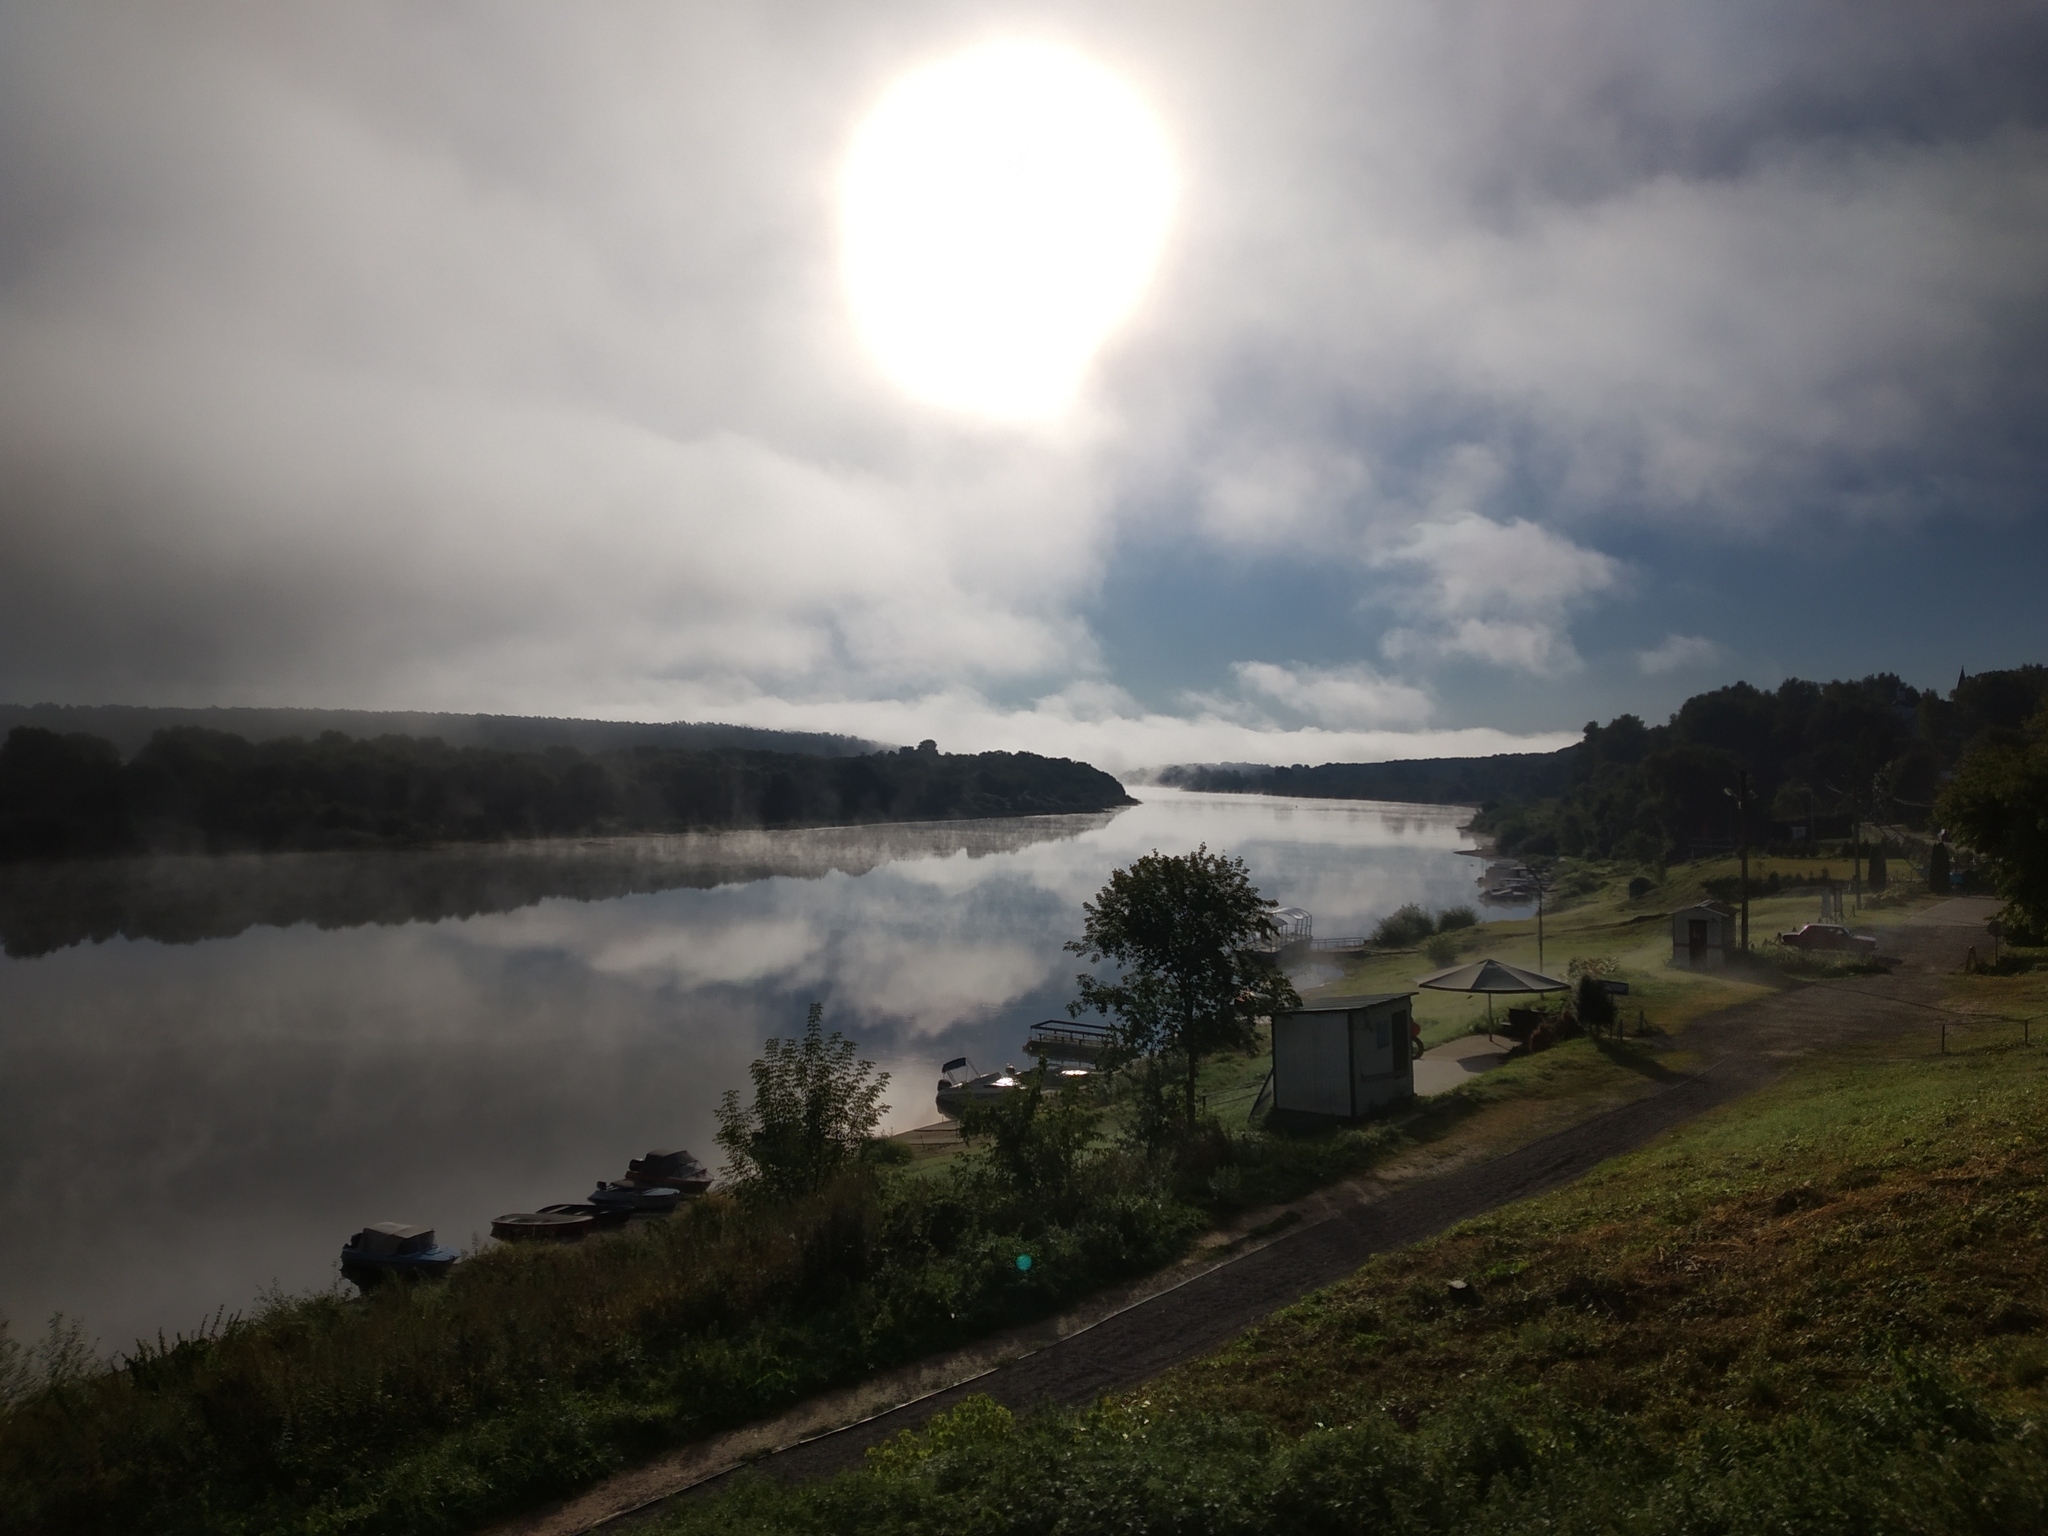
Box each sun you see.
[839,41,1176,422]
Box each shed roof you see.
[1278,992,1414,1014]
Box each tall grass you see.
[0,1154,1201,1536]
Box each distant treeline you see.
[1482,666,2048,862]
[0,727,1134,861]
[1155,665,2048,866]
[0,702,880,760]
[1154,752,1573,806]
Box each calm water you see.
[0,789,1499,1350]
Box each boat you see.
[490,1210,595,1241]
[935,1058,1022,1118]
[588,1181,683,1214]
[340,1222,459,1281]
[538,1200,631,1228]
[1021,1019,1112,1065]
[620,1148,713,1195]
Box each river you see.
[0,788,1500,1351]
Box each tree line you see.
[1474,666,2048,865]
[0,725,1135,860]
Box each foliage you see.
[715,1006,890,1201]
[1068,847,1300,1126]
[1573,972,1619,1034]
[657,1044,2048,1536]
[1435,904,1478,932]
[1938,705,2048,934]
[1929,841,1952,892]
[1371,902,1437,948]
[1424,932,1460,967]
[1154,750,1575,805]
[0,725,1135,861]
[953,1067,1099,1207]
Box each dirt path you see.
[500,911,1989,1534]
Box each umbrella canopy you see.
[1415,958,1568,994]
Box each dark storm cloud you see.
[0,1,2043,762]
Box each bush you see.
[1574,973,1618,1035]
[1425,932,1460,968]
[1372,904,1436,948]
[715,1005,889,1201]
[1435,905,1478,932]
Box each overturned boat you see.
[340,1222,458,1283]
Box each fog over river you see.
[0,788,1509,1349]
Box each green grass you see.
[653,1030,2048,1536]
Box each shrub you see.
[1372,904,1436,948]
[1574,973,1618,1035]
[1435,905,1478,932]
[715,1005,889,1202]
[1425,932,1460,968]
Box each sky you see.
[2,1,2045,773]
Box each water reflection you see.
[0,790,1503,1349]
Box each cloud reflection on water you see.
[0,790,1500,1349]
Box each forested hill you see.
[1154,752,1574,806]
[0,703,879,759]
[0,728,1134,860]
[1155,665,2048,866]
[1475,666,2048,862]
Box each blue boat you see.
[588,1181,682,1214]
[340,1222,459,1282]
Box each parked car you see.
[1776,923,1878,955]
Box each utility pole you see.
[1737,770,1750,954]
[1534,863,1548,973]
[1725,772,1752,955]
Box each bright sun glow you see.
[840,42,1176,422]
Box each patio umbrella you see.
[1414,957,1569,1039]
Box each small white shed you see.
[1270,992,1416,1120]
[1670,902,1737,968]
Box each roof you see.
[1671,902,1736,917]
[1278,992,1415,1013]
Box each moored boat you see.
[589,1180,682,1214]
[935,1058,1023,1118]
[490,1210,595,1241]
[340,1222,459,1282]
[620,1148,712,1195]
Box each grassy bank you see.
[658,1006,2048,1534]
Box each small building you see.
[1670,902,1737,968]
[1270,992,1416,1120]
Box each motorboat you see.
[620,1149,713,1195]
[340,1222,459,1282]
[589,1181,683,1214]
[934,1057,1023,1118]
[490,1210,595,1242]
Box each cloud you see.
[1368,513,1619,674]
[614,679,1571,774]
[1230,660,1433,729]
[1637,633,1726,675]
[0,3,2043,733]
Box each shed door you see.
[1688,920,1709,959]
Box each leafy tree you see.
[1435,905,1478,932]
[1938,707,2048,935]
[1067,846,1300,1128]
[714,1004,889,1201]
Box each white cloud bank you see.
[0,3,2042,742]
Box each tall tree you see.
[1067,846,1300,1127]
[1938,705,2048,937]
